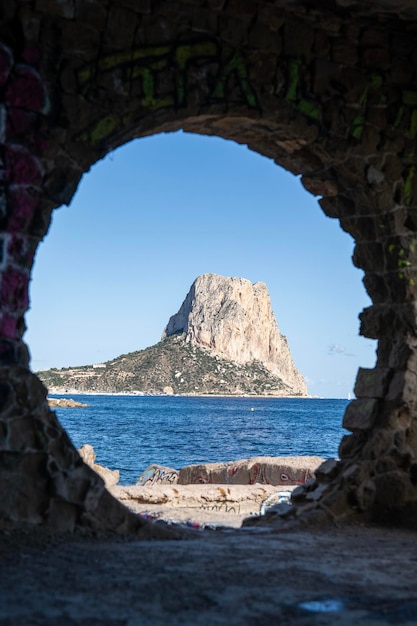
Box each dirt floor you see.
[1,518,417,625]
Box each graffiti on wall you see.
[77,39,258,145]
[285,58,321,121]
[249,463,313,485]
[279,469,313,484]
[0,42,49,339]
[199,502,240,515]
[284,57,417,208]
[137,464,179,486]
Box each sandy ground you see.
[1,519,417,625]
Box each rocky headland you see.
[38,274,307,397]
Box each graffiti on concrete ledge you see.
[137,464,179,486]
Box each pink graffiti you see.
[249,464,271,485]
[4,145,43,186]
[7,234,36,266]
[7,187,40,231]
[0,314,17,339]
[0,41,49,341]
[0,267,29,310]
[6,65,48,113]
[22,46,41,67]
[192,475,212,484]
[7,107,37,139]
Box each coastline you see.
[47,389,318,399]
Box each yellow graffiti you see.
[77,40,259,144]
[351,74,384,140]
[285,59,321,121]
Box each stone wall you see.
[1,1,417,531]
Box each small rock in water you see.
[48,397,88,408]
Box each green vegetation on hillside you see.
[37,334,301,396]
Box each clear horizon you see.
[26,131,377,399]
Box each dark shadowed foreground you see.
[1,524,416,626]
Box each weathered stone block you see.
[332,39,358,65]
[312,58,341,94]
[314,458,340,482]
[219,15,250,45]
[82,488,138,533]
[249,23,282,53]
[359,304,391,340]
[46,498,78,532]
[283,20,314,57]
[192,8,217,34]
[0,451,49,526]
[301,176,338,197]
[35,0,75,18]
[337,433,356,458]
[354,479,376,512]
[354,367,392,398]
[61,22,100,56]
[320,487,352,521]
[7,417,44,451]
[362,429,394,459]
[207,0,226,11]
[343,398,379,431]
[225,0,257,16]
[53,467,93,505]
[47,434,80,470]
[374,470,408,508]
[389,58,414,85]
[106,6,139,47]
[304,482,329,501]
[362,47,391,70]
[387,370,417,402]
[0,381,14,414]
[353,242,384,273]
[288,484,308,503]
[362,273,389,304]
[75,0,108,25]
[257,6,284,31]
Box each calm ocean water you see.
[54,395,350,485]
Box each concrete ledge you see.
[138,455,324,486]
[110,483,296,527]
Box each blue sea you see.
[53,395,350,485]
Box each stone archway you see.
[1,1,417,532]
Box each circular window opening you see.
[26,131,376,524]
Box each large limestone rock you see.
[78,444,120,487]
[162,274,307,395]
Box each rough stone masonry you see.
[1,1,417,533]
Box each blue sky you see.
[26,131,376,398]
